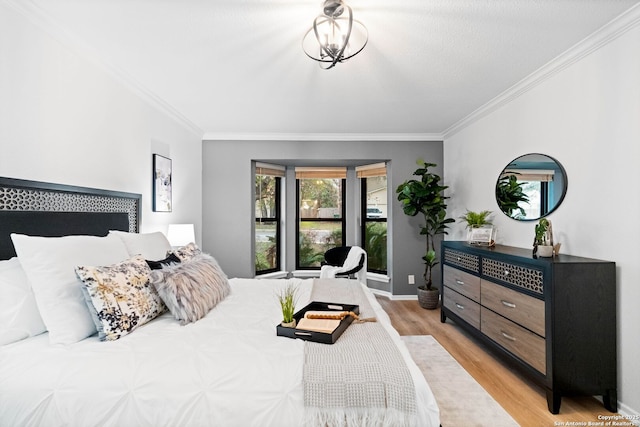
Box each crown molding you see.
[3,0,204,138]
[442,3,640,139]
[202,132,444,142]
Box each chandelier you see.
[302,0,368,70]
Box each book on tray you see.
[296,311,342,333]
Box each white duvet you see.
[0,278,439,427]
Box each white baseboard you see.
[368,288,417,301]
[616,401,640,426]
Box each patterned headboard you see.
[0,177,141,260]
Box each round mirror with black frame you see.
[495,153,567,221]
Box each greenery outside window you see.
[358,163,387,274]
[255,163,283,274]
[296,167,346,269]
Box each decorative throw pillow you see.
[109,230,172,261]
[150,253,230,325]
[169,242,202,262]
[0,258,47,345]
[10,233,131,345]
[75,255,166,341]
[146,253,181,270]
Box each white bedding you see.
[0,278,440,427]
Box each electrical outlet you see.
[408,275,415,285]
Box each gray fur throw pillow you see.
[150,253,230,325]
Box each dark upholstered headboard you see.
[0,177,141,260]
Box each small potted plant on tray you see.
[277,283,298,327]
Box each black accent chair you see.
[321,246,366,278]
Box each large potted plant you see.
[396,160,454,309]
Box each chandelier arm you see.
[327,6,352,68]
[338,5,354,59]
[312,16,337,61]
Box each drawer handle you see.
[501,300,517,309]
[455,279,465,286]
[455,303,465,310]
[501,330,517,341]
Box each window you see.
[296,167,346,269]
[358,163,387,274]
[504,169,554,220]
[255,163,284,274]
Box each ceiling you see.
[21,0,640,139]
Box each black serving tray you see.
[276,301,359,344]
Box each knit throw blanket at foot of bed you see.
[303,278,417,427]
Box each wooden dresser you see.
[440,241,617,414]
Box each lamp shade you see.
[167,224,195,247]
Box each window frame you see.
[255,175,281,275]
[360,177,388,274]
[295,177,346,270]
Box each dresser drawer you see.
[481,279,545,337]
[443,265,481,303]
[481,307,546,374]
[443,288,480,329]
[482,257,544,295]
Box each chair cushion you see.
[322,246,365,276]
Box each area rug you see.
[401,335,519,427]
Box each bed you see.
[0,177,440,427]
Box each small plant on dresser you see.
[533,218,554,257]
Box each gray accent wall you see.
[202,139,444,296]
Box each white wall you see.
[0,3,203,240]
[444,20,640,415]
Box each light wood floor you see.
[376,297,617,427]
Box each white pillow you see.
[10,233,130,345]
[0,258,46,345]
[109,230,171,261]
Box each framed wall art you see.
[153,154,172,212]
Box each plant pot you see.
[537,245,554,257]
[417,286,440,310]
[281,319,296,328]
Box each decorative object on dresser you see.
[533,218,554,257]
[496,153,568,221]
[440,241,616,414]
[459,210,496,246]
[396,160,454,309]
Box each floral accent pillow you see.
[75,255,165,341]
[169,242,202,262]
[150,253,230,325]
